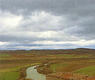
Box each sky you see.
[0,0,95,50]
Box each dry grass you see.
[0,49,95,80]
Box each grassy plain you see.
[0,48,95,80]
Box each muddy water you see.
[26,66,46,80]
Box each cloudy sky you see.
[0,0,95,50]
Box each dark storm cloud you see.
[0,0,95,15]
[67,16,95,40]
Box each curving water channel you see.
[26,66,46,80]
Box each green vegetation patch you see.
[0,54,11,57]
[0,71,19,80]
[0,66,21,80]
[55,54,91,58]
[50,63,69,72]
[74,65,95,76]
[0,63,40,80]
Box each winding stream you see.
[26,66,46,80]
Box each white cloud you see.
[0,10,95,49]
[20,11,64,31]
[0,41,9,45]
[33,40,95,46]
[72,40,95,46]
[0,11,23,32]
[38,31,57,38]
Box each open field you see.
[0,48,95,80]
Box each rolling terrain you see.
[0,48,95,80]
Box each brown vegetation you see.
[0,48,95,80]
[47,72,95,80]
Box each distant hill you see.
[0,48,95,54]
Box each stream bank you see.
[26,66,46,80]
